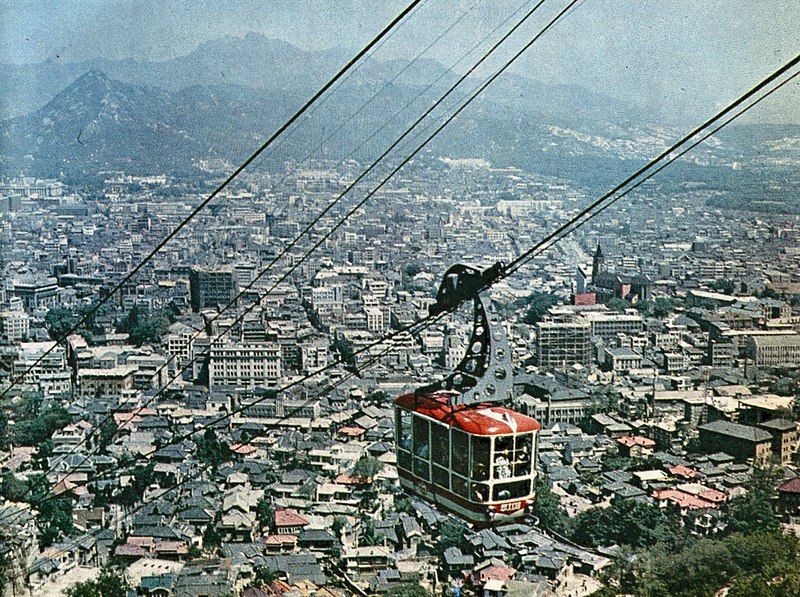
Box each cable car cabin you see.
[395,391,540,525]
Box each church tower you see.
[591,243,605,283]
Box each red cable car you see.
[395,264,541,525]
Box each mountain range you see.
[1,33,798,190]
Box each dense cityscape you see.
[1,152,799,596]
[2,2,800,597]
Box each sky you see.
[1,0,799,124]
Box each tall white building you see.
[208,342,282,388]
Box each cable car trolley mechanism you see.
[394,262,541,525]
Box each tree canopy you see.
[521,292,560,325]
[726,464,781,535]
[353,456,384,481]
[598,531,800,597]
[115,305,169,346]
[569,498,677,549]
[64,565,130,597]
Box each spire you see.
[591,243,605,283]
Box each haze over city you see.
[1,2,800,596]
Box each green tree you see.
[116,305,169,347]
[600,531,800,597]
[331,515,349,537]
[36,497,74,548]
[186,544,202,559]
[254,566,283,585]
[43,306,95,342]
[255,497,273,531]
[569,498,676,549]
[202,524,222,550]
[711,279,736,295]
[531,478,569,534]
[9,395,70,447]
[727,464,781,535]
[195,429,231,469]
[521,292,560,325]
[116,463,155,508]
[433,519,466,557]
[353,456,384,481]
[607,297,631,313]
[64,565,129,597]
[387,585,434,597]
[0,473,29,502]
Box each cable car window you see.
[471,482,489,503]
[471,436,490,481]
[514,434,533,477]
[495,435,513,454]
[413,457,430,480]
[451,430,469,477]
[432,465,449,490]
[493,435,513,479]
[397,450,411,471]
[492,479,531,501]
[431,423,450,467]
[412,416,430,459]
[452,475,469,499]
[397,409,412,452]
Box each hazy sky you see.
[2,0,799,123]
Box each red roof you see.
[652,489,713,510]
[264,534,297,545]
[337,426,365,437]
[698,488,726,503]
[395,392,541,436]
[478,565,516,582]
[274,509,309,528]
[668,465,696,480]
[779,477,800,494]
[617,435,656,448]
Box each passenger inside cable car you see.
[394,394,539,525]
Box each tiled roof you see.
[274,508,309,527]
[778,477,800,494]
[698,420,771,442]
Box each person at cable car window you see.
[514,434,532,476]
[495,455,512,479]
[472,483,488,502]
[496,435,513,454]
[413,416,430,459]
[398,411,413,451]
[452,430,469,476]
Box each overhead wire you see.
[4,0,574,523]
[268,0,486,176]
[10,6,800,547]
[5,337,400,580]
[0,0,425,402]
[29,0,554,486]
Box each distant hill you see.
[1,34,799,194]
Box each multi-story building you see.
[534,320,592,369]
[77,366,137,398]
[0,309,29,341]
[208,342,281,388]
[697,420,772,463]
[12,341,66,385]
[581,310,644,341]
[12,276,59,311]
[238,395,321,420]
[757,419,799,464]
[189,266,238,311]
[603,347,642,371]
[747,333,800,367]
